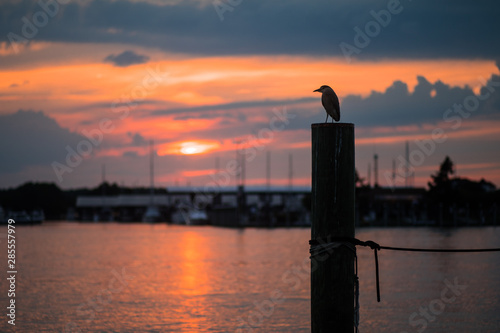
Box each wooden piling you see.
[311,123,355,333]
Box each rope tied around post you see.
[310,237,382,311]
[309,237,363,332]
[310,237,500,302]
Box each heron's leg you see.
[325,114,328,123]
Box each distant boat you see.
[142,205,162,223]
[171,206,208,225]
[92,209,114,222]
[187,209,209,225]
[3,209,44,224]
[30,210,45,223]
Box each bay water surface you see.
[1,223,499,332]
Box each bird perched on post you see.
[314,85,340,123]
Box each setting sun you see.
[179,141,218,155]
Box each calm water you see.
[1,223,499,332]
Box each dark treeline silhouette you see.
[0,182,166,220]
[354,156,499,226]
[424,156,498,225]
[1,156,499,225]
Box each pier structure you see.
[311,123,355,332]
[75,187,310,225]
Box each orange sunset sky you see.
[1,0,500,189]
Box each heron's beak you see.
[313,88,320,92]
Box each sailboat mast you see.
[150,140,154,201]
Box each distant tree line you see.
[353,156,499,225]
[1,156,498,223]
[0,182,166,220]
[425,156,499,224]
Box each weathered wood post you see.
[311,123,355,332]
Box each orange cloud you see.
[2,47,499,188]
[2,55,495,120]
[180,169,217,178]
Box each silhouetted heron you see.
[314,85,340,123]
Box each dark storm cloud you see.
[0,110,86,173]
[147,69,500,133]
[2,0,500,59]
[276,72,497,131]
[104,50,150,67]
[343,72,500,128]
[190,70,500,135]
